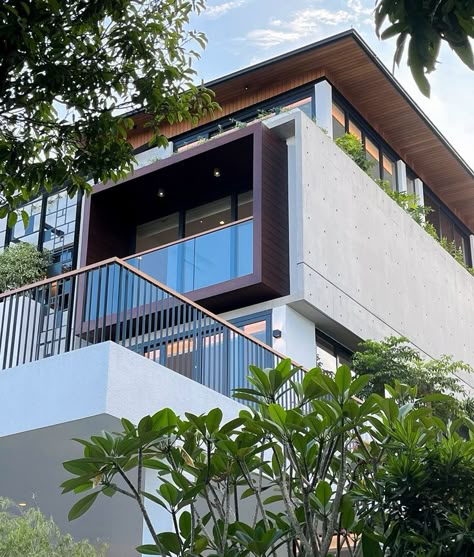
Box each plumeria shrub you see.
[63,360,474,556]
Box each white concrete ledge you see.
[0,342,245,438]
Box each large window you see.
[4,189,80,275]
[316,331,352,374]
[424,187,472,266]
[185,197,232,237]
[136,213,180,253]
[11,198,43,246]
[332,97,399,191]
[43,191,78,273]
[231,311,272,345]
[135,190,253,253]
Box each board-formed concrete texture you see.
[0,342,245,555]
[289,111,474,383]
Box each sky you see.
[190,0,474,169]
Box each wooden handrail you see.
[0,257,122,300]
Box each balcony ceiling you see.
[131,30,474,231]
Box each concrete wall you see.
[0,343,245,555]
[292,111,474,383]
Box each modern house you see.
[0,29,473,554]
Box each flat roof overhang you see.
[131,30,474,231]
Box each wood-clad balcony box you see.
[81,122,290,312]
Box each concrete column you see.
[470,235,474,264]
[272,305,317,369]
[314,81,333,139]
[396,160,407,193]
[414,178,425,206]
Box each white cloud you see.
[204,0,246,19]
[245,6,362,48]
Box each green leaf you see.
[361,531,383,556]
[158,532,181,554]
[206,408,223,434]
[315,480,332,508]
[335,365,351,395]
[421,393,453,403]
[349,374,372,397]
[136,545,161,555]
[68,491,100,521]
[268,404,287,429]
[340,494,355,530]
[179,511,192,538]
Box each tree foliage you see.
[0,498,106,556]
[375,0,474,96]
[352,336,473,421]
[0,0,218,219]
[0,242,50,293]
[63,360,474,556]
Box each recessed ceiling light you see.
[219,220,225,225]
[18,502,27,507]
[213,168,221,178]
[157,188,165,198]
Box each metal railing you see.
[0,258,303,406]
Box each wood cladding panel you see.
[260,126,289,297]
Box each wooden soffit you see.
[130,30,474,230]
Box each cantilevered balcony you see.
[81,122,290,311]
[0,258,301,406]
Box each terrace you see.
[0,257,302,407]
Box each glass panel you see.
[238,191,253,219]
[365,138,380,180]
[348,120,362,140]
[332,103,345,139]
[439,211,454,243]
[407,174,416,196]
[176,134,208,153]
[128,219,253,293]
[316,336,337,374]
[283,97,312,118]
[454,227,468,262]
[382,153,396,190]
[241,321,267,344]
[11,198,42,246]
[136,212,179,252]
[185,197,232,237]
[43,191,78,261]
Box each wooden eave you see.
[129,30,474,230]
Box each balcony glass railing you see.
[126,218,253,293]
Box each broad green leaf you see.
[315,480,332,508]
[206,408,223,434]
[335,365,351,395]
[68,491,100,521]
[349,374,372,397]
[268,404,287,429]
[136,545,161,555]
[361,531,383,556]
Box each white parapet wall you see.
[0,342,245,555]
[286,111,474,386]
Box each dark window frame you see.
[332,91,399,189]
[424,186,472,266]
[231,310,273,346]
[316,329,353,371]
[172,82,317,152]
